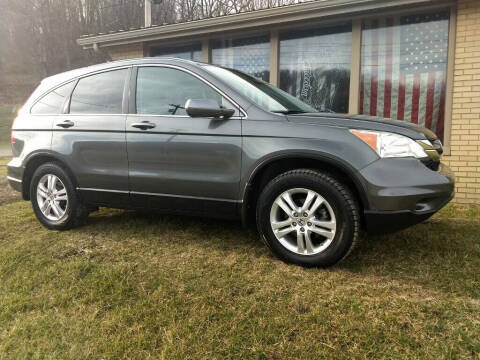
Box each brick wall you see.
[442,0,480,204]
[108,43,144,61]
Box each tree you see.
[0,0,310,103]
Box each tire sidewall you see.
[30,163,78,230]
[257,171,356,267]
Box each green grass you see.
[0,159,478,359]
[0,104,18,146]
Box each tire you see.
[30,162,88,230]
[256,169,359,268]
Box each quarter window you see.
[69,69,128,114]
[136,67,237,116]
[31,81,75,115]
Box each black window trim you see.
[130,64,247,119]
[63,78,79,115]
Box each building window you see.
[279,24,352,114]
[211,34,270,82]
[360,11,449,140]
[150,43,202,61]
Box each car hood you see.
[287,113,439,142]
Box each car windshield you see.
[203,65,319,114]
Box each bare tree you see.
[0,0,312,102]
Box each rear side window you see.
[70,69,128,114]
[31,81,75,115]
[136,67,238,116]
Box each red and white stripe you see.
[360,17,446,139]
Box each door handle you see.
[131,121,156,130]
[56,120,74,128]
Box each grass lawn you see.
[0,157,478,359]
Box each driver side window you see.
[136,66,238,116]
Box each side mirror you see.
[185,99,235,119]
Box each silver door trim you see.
[77,187,129,194]
[76,187,243,203]
[130,190,243,203]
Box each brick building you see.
[78,0,480,204]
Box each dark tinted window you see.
[31,81,75,115]
[70,69,127,114]
[136,67,237,116]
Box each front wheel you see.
[30,163,88,230]
[256,169,360,267]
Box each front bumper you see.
[360,159,454,233]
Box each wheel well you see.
[22,155,77,200]
[243,157,367,229]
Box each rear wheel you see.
[30,163,88,230]
[256,169,359,267]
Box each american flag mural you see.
[360,12,449,140]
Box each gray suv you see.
[8,58,454,267]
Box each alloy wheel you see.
[269,188,337,255]
[36,174,69,222]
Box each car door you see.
[126,65,243,217]
[51,67,130,207]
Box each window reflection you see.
[31,81,75,115]
[212,35,270,82]
[360,12,449,140]
[279,24,352,113]
[70,69,127,114]
[150,43,202,61]
[136,67,238,116]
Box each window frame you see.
[130,64,247,119]
[65,66,132,116]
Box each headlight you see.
[350,130,428,158]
